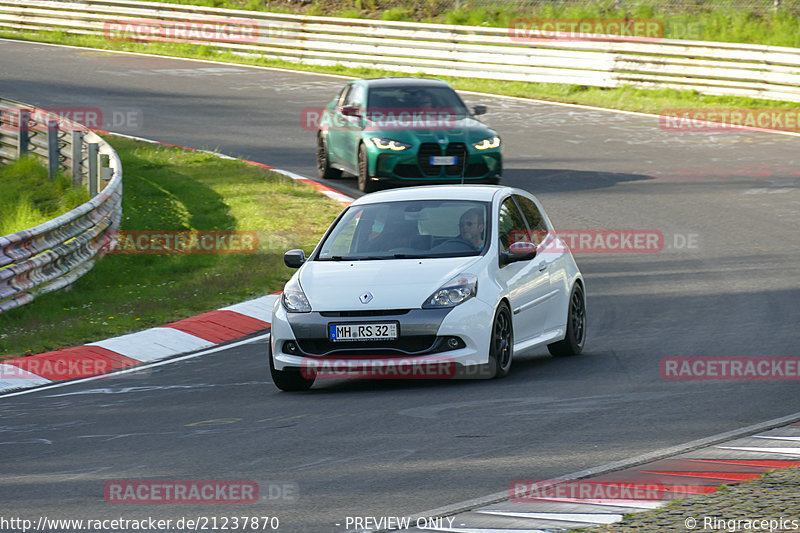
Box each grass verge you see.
[3,29,800,117]
[0,157,90,236]
[0,135,345,358]
[117,0,800,48]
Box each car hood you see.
[363,115,497,145]
[297,256,482,311]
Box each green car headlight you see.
[370,137,412,151]
[472,136,501,150]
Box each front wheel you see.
[487,302,513,378]
[269,341,315,391]
[357,143,378,193]
[547,283,586,357]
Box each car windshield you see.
[366,86,469,115]
[318,200,490,260]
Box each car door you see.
[513,193,565,335]
[337,83,366,172]
[495,196,551,344]
[327,83,352,165]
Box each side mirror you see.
[284,249,306,268]
[340,105,361,117]
[500,241,537,266]
[472,104,487,116]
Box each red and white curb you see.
[395,420,800,533]
[0,294,280,394]
[1,132,355,395]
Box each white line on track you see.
[0,333,269,400]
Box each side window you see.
[338,85,352,106]
[514,195,547,244]
[497,197,529,254]
[345,84,365,108]
[321,208,363,257]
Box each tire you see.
[487,302,513,378]
[317,133,341,180]
[269,340,315,392]
[357,143,378,193]
[548,283,586,357]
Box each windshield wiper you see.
[391,253,426,259]
[322,255,389,261]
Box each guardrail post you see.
[17,108,29,158]
[88,142,99,196]
[47,117,59,179]
[100,153,113,189]
[71,130,85,187]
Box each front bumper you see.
[369,143,501,183]
[270,297,495,376]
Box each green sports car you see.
[316,77,502,193]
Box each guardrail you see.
[1,0,800,102]
[0,97,122,314]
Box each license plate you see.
[329,323,398,341]
[430,156,457,165]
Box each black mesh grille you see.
[417,143,442,176]
[319,310,410,317]
[445,143,467,176]
[296,336,438,356]
[464,162,489,177]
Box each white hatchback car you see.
[269,185,586,391]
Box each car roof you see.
[359,77,452,89]
[350,185,515,205]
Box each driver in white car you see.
[459,207,485,249]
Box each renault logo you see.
[359,291,373,304]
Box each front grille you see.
[464,162,489,177]
[417,143,441,176]
[445,143,467,176]
[296,335,438,356]
[319,310,410,317]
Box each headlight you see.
[422,273,478,308]
[370,137,412,151]
[282,277,311,313]
[472,136,500,150]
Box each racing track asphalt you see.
[0,39,799,532]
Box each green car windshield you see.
[318,200,490,260]
[366,86,469,115]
